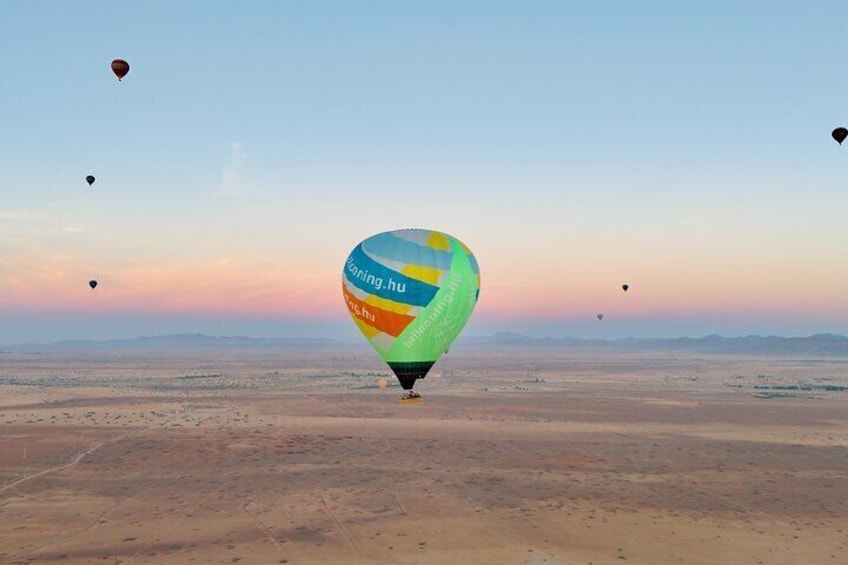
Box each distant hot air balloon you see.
[342,229,480,402]
[89,280,98,289]
[111,59,130,81]
[377,378,388,390]
[622,284,629,292]
[832,127,848,145]
[85,175,95,186]
[597,313,604,320]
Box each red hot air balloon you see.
[111,59,130,81]
[832,127,848,146]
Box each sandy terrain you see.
[1,345,847,564]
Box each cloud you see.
[0,210,35,221]
[220,142,248,194]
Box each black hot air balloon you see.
[832,127,848,146]
[85,175,95,186]
[89,280,98,289]
[622,284,629,292]
[597,313,604,320]
[111,59,130,81]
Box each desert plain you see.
[1,344,847,564]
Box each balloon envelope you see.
[343,229,480,390]
[622,284,629,292]
[833,127,848,145]
[89,280,98,289]
[597,313,604,320]
[85,175,95,186]
[111,59,130,81]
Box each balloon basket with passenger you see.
[400,390,423,404]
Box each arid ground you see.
[1,345,847,564]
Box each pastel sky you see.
[2,1,847,343]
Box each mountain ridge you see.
[463,332,848,355]
[2,332,847,355]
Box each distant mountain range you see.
[461,332,848,356]
[3,332,848,356]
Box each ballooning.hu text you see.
[403,273,462,349]
[344,293,376,324]
[345,257,407,293]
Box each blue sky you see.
[1,1,847,343]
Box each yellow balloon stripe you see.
[401,264,443,285]
[364,293,415,315]
[426,231,451,251]
[353,316,380,339]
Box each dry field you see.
[1,345,847,564]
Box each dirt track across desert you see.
[2,345,847,564]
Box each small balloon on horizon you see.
[85,175,95,186]
[89,280,98,289]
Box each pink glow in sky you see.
[2,2,847,343]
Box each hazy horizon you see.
[2,316,846,347]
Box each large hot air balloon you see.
[89,280,98,289]
[85,175,95,186]
[111,59,130,81]
[342,229,480,402]
[832,127,848,146]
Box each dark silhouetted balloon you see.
[111,59,130,81]
[597,313,604,320]
[832,127,848,145]
[85,175,95,186]
[89,280,98,289]
[622,284,629,292]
